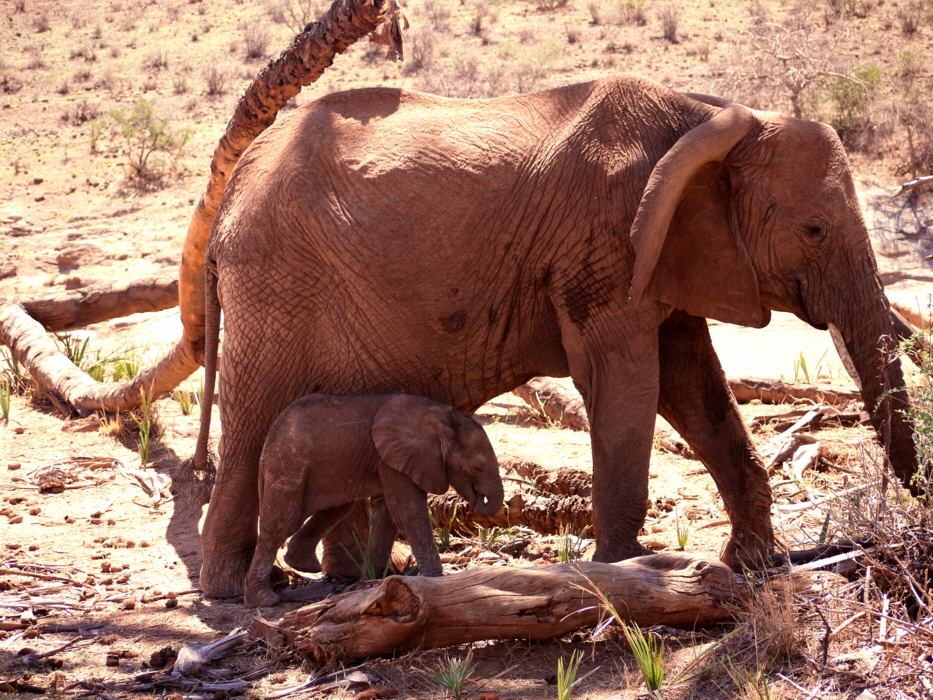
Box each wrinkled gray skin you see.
[243,393,503,608]
[198,74,919,599]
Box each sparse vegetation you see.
[203,64,228,95]
[622,621,666,699]
[556,649,583,700]
[0,380,10,422]
[426,648,474,700]
[266,0,320,34]
[658,2,680,43]
[242,22,272,60]
[130,389,158,465]
[107,98,191,182]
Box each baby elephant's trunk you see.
[473,476,505,517]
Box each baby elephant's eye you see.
[472,463,485,474]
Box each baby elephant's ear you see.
[372,395,452,495]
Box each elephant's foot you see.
[283,545,322,574]
[592,540,655,563]
[244,583,281,608]
[200,546,252,598]
[721,529,774,572]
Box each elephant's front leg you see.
[378,469,442,577]
[560,309,662,564]
[656,311,774,569]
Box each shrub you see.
[469,1,489,36]
[827,63,883,148]
[266,0,319,34]
[658,3,679,43]
[243,22,272,60]
[588,0,604,24]
[404,28,436,73]
[33,12,51,33]
[203,64,228,95]
[108,98,191,181]
[423,0,451,31]
[532,0,571,10]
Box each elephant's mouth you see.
[763,274,828,330]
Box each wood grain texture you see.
[251,554,842,663]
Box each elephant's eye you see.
[805,220,827,239]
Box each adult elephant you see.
[195,74,918,598]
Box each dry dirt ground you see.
[2,0,933,698]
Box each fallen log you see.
[0,302,198,415]
[513,377,861,430]
[2,277,179,332]
[249,554,841,663]
[503,458,593,497]
[512,377,589,431]
[727,377,859,407]
[427,489,592,535]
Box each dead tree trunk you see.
[428,490,592,535]
[250,554,840,663]
[726,377,860,406]
[513,377,589,431]
[3,277,178,332]
[0,302,197,416]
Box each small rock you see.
[13,427,24,434]
[105,653,120,667]
[32,177,43,185]
[64,515,75,524]
[100,562,111,573]
[7,463,21,470]
[90,518,102,525]
[122,599,136,610]
[5,542,21,548]
[33,195,45,202]
[164,598,178,609]
[7,517,22,525]
[28,508,39,515]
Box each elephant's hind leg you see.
[284,503,354,573]
[657,310,774,570]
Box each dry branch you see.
[727,376,859,406]
[513,377,589,430]
[0,302,197,415]
[512,377,861,431]
[2,277,178,332]
[250,554,841,662]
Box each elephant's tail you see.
[193,261,220,474]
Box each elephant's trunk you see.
[474,479,505,517]
[837,305,922,492]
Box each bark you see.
[427,490,592,535]
[0,303,198,415]
[726,377,860,406]
[513,377,589,430]
[503,458,593,496]
[249,554,841,662]
[2,277,178,332]
[513,377,861,428]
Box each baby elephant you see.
[244,393,504,607]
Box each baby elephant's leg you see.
[284,503,354,573]
[368,496,399,577]
[379,470,442,576]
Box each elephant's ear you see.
[628,103,770,328]
[372,395,452,495]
